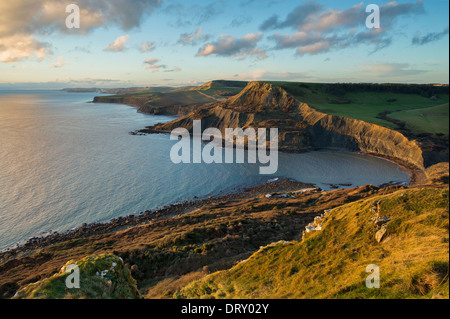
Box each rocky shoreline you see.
[0,149,418,264]
[2,81,429,262]
[132,127,420,185]
[0,178,316,262]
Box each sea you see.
[0,90,410,251]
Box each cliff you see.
[144,81,425,169]
[297,101,424,168]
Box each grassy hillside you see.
[94,80,448,137]
[266,81,449,135]
[178,187,449,299]
[2,181,448,299]
[389,103,449,135]
[0,182,401,299]
[309,92,448,130]
[189,80,248,99]
[12,254,140,299]
[97,80,248,106]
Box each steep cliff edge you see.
[144,81,425,169]
[297,101,424,169]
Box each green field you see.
[267,81,449,134]
[309,92,449,129]
[145,90,216,107]
[98,80,449,135]
[97,80,248,106]
[389,103,449,135]
[189,80,248,99]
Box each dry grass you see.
[179,187,449,299]
[0,184,386,298]
[143,270,208,299]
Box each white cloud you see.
[0,0,162,37]
[0,0,161,62]
[231,69,311,81]
[144,57,167,72]
[140,41,155,52]
[51,56,68,68]
[164,66,182,72]
[265,0,425,56]
[196,32,267,60]
[359,62,426,78]
[105,35,130,52]
[412,27,449,45]
[0,34,50,63]
[234,69,268,80]
[144,57,159,65]
[178,27,210,45]
[297,41,331,55]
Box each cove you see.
[0,90,410,251]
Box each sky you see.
[0,0,448,89]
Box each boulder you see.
[305,225,316,233]
[375,225,387,243]
[374,217,391,226]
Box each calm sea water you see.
[0,90,410,251]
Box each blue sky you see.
[0,0,448,88]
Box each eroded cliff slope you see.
[144,82,425,169]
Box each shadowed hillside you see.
[93,80,249,115]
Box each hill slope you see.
[93,80,248,115]
[144,81,426,169]
[0,181,391,299]
[178,187,449,299]
[13,254,140,299]
[268,82,449,131]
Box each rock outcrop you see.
[145,81,425,169]
[12,254,140,299]
[297,101,424,168]
[425,162,449,183]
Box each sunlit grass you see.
[178,188,449,299]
